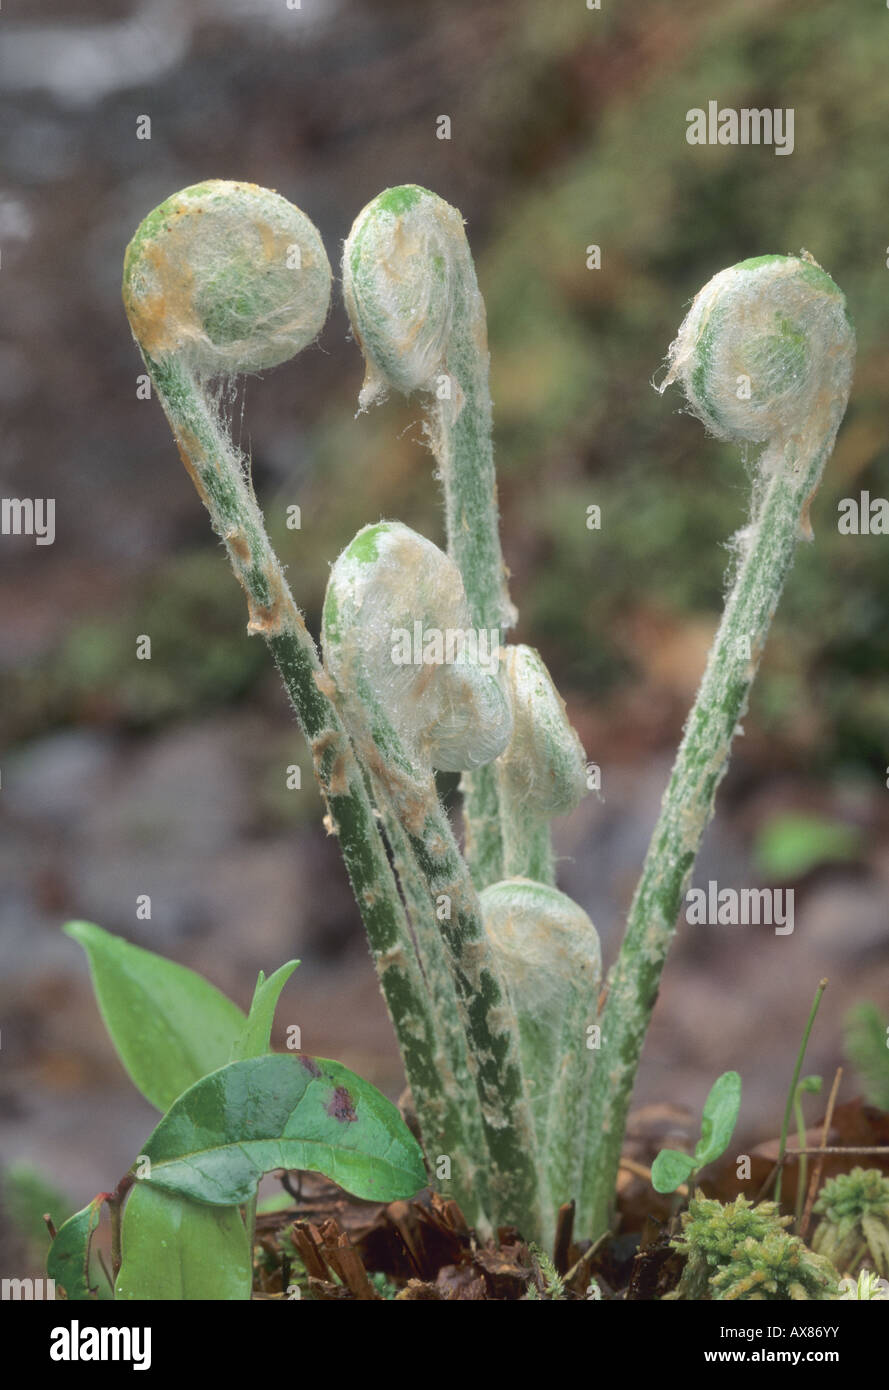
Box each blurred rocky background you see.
[1,0,887,1267]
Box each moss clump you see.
[812,1168,889,1276]
[667,1193,839,1301]
[709,1230,840,1301]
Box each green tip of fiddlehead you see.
[123,180,331,376]
[343,184,478,409]
[497,645,588,819]
[660,253,855,450]
[322,521,512,776]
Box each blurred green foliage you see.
[12,0,889,784]
[2,1161,73,1263]
[753,812,863,881]
[8,551,266,736]
[308,0,889,778]
[845,1003,889,1111]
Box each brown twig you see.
[754,1161,781,1204]
[553,1200,575,1273]
[564,1228,611,1294]
[798,1067,843,1240]
[96,1248,114,1295]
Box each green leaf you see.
[753,812,861,881]
[47,1197,104,1300]
[231,960,299,1062]
[64,921,245,1111]
[694,1070,742,1167]
[114,1184,251,1301]
[651,1149,698,1195]
[139,1053,427,1206]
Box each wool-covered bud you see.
[343,185,478,410]
[497,645,588,818]
[322,521,511,776]
[481,877,600,1212]
[660,253,854,449]
[123,180,331,376]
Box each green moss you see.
[813,1168,889,1275]
[668,1193,839,1301]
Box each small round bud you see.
[497,645,588,818]
[343,185,476,409]
[660,254,854,446]
[123,180,331,375]
[481,878,601,1137]
[482,879,601,1017]
[322,521,511,775]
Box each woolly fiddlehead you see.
[322,520,545,1238]
[481,878,600,1246]
[578,254,856,1239]
[122,181,486,1227]
[342,186,515,888]
[495,644,588,884]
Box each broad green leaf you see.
[47,1197,104,1300]
[139,1053,427,1206]
[115,1183,251,1301]
[694,1070,742,1167]
[651,1149,697,1195]
[231,960,299,1062]
[64,921,245,1111]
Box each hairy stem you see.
[144,353,485,1227]
[343,186,515,889]
[497,796,554,884]
[578,439,841,1239]
[323,523,542,1237]
[577,254,853,1240]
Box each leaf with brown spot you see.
[139,1053,427,1207]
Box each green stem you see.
[439,309,513,890]
[144,353,485,1228]
[577,437,838,1241]
[364,768,493,1226]
[776,979,828,1209]
[793,1090,808,1231]
[399,792,544,1237]
[343,186,515,889]
[497,795,555,885]
[322,521,541,1235]
[460,765,505,890]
